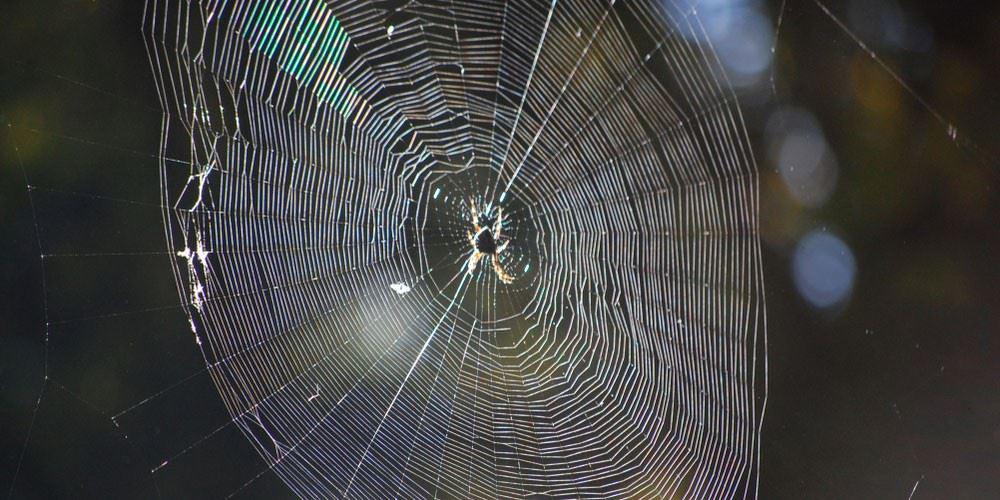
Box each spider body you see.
[474,227,498,254]
[466,198,513,283]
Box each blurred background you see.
[1,0,997,498]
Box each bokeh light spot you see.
[765,107,839,207]
[792,230,856,309]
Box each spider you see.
[466,198,514,283]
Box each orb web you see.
[145,0,767,497]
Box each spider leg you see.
[468,197,480,233]
[496,240,509,254]
[493,207,503,239]
[491,254,514,284]
[467,230,476,247]
[467,251,482,275]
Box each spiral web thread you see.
[145,0,767,497]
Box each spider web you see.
[145,0,767,497]
[4,0,771,497]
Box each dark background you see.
[1,0,997,498]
